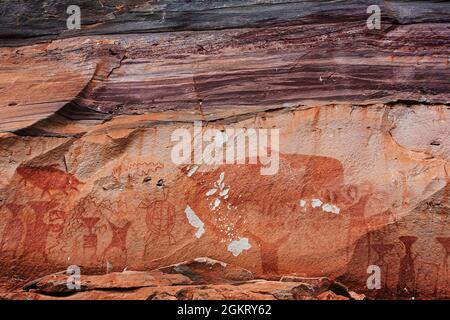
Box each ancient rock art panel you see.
[100,200,136,269]
[435,236,450,297]
[45,209,67,257]
[345,192,372,260]
[344,185,449,299]
[184,205,205,239]
[245,232,290,275]
[70,196,109,265]
[370,243,395,292]
[103,219,131,268]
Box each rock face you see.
[1,257,363,300]
[0,1,449,300]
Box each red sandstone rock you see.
[158,257,254,284]
[317,291,350,301]
[349,291,366,301]
[0,260,364,300]
[28,270,192,294]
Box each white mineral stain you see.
[299,200,307,208]
[322,203,340,214]
[227,238,251,256]
[219,172,225,184]
[311,199,323,208]
[206,188,217,196]
[220,188,229,197]
[184,205,205,238]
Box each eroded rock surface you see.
[0,257,363,300]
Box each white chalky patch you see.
[311,199,323,208]
[299,200,307,208]
[184,206,205,238]
[227,238,251,256]
[206,188,217,196]
[322,203,340,214]
[211,198,221,210]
